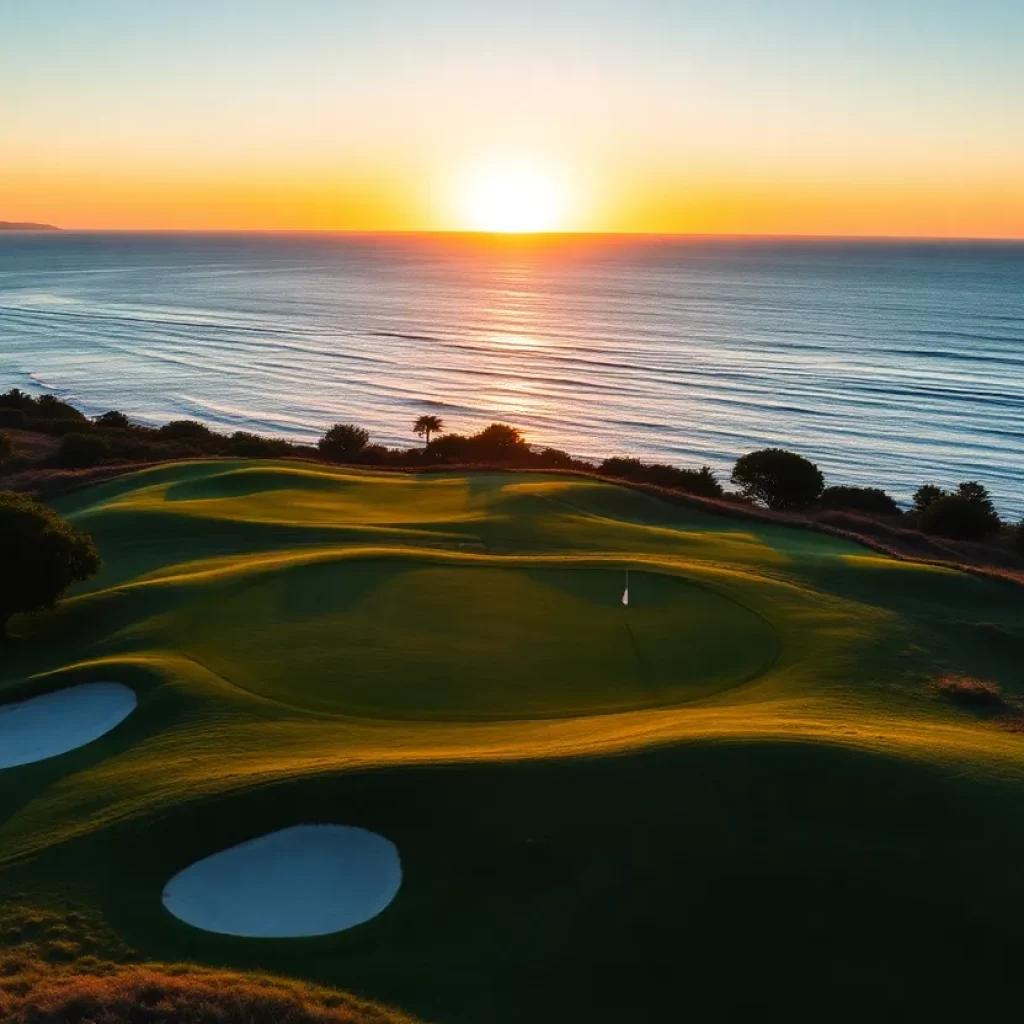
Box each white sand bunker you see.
[162,825,402,938]
[0,682,137,770]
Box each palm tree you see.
[413,414,444,446]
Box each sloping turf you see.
[2,460,1024,1019]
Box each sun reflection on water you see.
[487,332,542,351]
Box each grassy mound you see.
[2,461,1024,1020]
[0,906,415,1023]
[1,959,414,1024]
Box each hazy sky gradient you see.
[3,0,1023,235]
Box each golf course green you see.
[2,460,1024,1019]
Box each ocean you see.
[1,231,1022,516]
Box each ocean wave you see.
[2,234,1022,516]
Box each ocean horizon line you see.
[8,227,1024,245]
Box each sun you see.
[462,161,565,233]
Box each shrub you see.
[114,442,158,461]
[599,457,723,498]
[533,447,577,469]
[95,409,131,429]
[663,465,720,497]
[36,394,86,421]
[1016,520,1024,556]
[421,423,529,465]
[318,423,370,461]
[956,480,999,519]
[466,423,529,462]
[158,419,215,443]
[360,443,394,464]
[29,416,94,436]
[56,432,111,469]
[115,439,200,462]
[731,448,824,510]
[0,408,26,429]
[0,388,35,411]
[0,491,101,636]
[918,495,996,540]
[934,675,1007,712]
[225,431,291,458]
[917,481,1001,540]
[423,433,470,463]
[599,456,645,478]
[912,484,944,513]
[0,433,11,464]
[819,485,901,516]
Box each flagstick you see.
[622,566,644,671]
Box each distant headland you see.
[0,221,60,232]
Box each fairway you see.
[2,460,1024,1020]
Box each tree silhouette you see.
[0,491,101,638]
[413,415,444,446]
[731,448,824,510]
[318,423,370,461]
[916,480,1001,540]
[819,485,901,516]
[470,423,528,461]
[912,484,943,513]
[57,432,110,468]
[95,410,131,429]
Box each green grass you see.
[3,460,1024,1019]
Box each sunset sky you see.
[3,0,1023,237]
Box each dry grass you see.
[0,907,417,1024]
[934,675,1009,712]
[0,960,417,1024]
[2,428,62,462]
[0,461,160,498]
[811,509,1024,582]
[931,676,1024,732]
[573,476,1024,587]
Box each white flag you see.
[622,586,629,606]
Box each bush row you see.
[1,390,1021,548]
[0,390,301,469]
[323,422,1021,546]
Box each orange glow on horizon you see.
[3,161,1023,240]
[4,4,1024,240]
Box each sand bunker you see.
[161,824,402,938]
[0,682,137,770]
